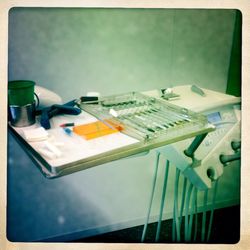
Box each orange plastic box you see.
[73,121,120,140]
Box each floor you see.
[74,205,240,244]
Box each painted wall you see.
[8,8,236,100]
[7,8,240,242]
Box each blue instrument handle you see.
[51,104,81,115]
[40,108,51,129]
[40,99,81,129]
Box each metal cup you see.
[9,102,36,127]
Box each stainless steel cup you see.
[9,102,36,127]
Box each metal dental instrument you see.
[118,116,153,140]
[155,109,190,125]
[126,114,157,133]
[120,115,156,135]
[150,108,185,126]
[140,108,178,127]
[142,110,172,128]
[134,114,166,131]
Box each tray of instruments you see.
[79,92,214,142]
[9,92,214,178]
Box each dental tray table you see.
[9,91,215,178]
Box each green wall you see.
[226,10,242,97]
[8,8,238,101]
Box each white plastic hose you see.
[207,179,219,242]
[187,187,197,241]
[141,151,161,242]
[172,168,181,242]
[179,177,187,229]
[185,182,194,242]
[155,159,170,242]
[201,189,208,242]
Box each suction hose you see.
[184,182,194,242]
[187,187,197,241]
[141,151,161,242]
[155,159,169,242]
[207,179,219,242]
[179,177,187,231]
[172,168,181,242]
[201,189,208,242]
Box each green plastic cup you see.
[8,80,35,106]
